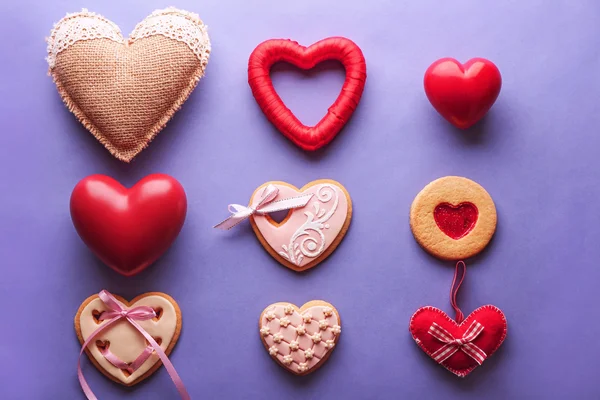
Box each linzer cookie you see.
[46,8,211,162]
[259,301,341,375]
[410,176,496,260]
[75,291,189,398]
[214,179,352,272]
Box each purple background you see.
[1,0,599,398]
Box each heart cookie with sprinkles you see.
[259,301,341,375]
[75,291,182,386]
[46,8,211,162]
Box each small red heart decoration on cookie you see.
[424,58,501,129]
[410,306,507,377]
[434,202,478,240]
[248,37,367,151]
[70,174,187,276]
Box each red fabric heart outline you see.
[409,305,507,377]
[433,202,478,240]
[248,37,367,151]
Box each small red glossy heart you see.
[248,37,367,151]
[434,202,478,239]
[70,174,187,276]
[409,306,507,377]
[424,58,501,129]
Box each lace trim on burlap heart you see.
[46,7,210,69]
[46,9,122,68]
[130,8,210,69]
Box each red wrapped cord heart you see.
[248,37,367,151]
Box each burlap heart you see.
[47,8,211,162]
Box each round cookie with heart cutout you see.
[410,176,496,260]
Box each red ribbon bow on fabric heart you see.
[428,320,487,365]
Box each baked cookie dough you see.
[410,176,496,260]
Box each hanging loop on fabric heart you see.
[77,290,190,400]
[248,37,367,151]
[450,261,467,323]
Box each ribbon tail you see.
[78,317,122,400]
[213,215,244,230]
[461,343,487,365]
[214,204,254,230]
[431,344,460,364]
[128,318,190,400]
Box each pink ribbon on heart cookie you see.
[214,184,313,230]
[77,290,189,400]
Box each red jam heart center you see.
[434,203,478,239]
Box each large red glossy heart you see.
[434,202,478,240]
[248,37,367,151]
[409,306,507,377]
[424,58,501,129]
[70,174,187,276]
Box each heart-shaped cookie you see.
[409,305,507,377]
[75,292,182,386]
[248,38,366,151]
[259,301,341,375]
[70,174,187,276]
[47,8,211,162]
[424,58,501,129]
[250,180,352,271]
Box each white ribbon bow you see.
[214,184,313,230]
[428,320,487,365]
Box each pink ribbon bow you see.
[78,290,190,400]
[428,320,487,365]
[214,184,313,230]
